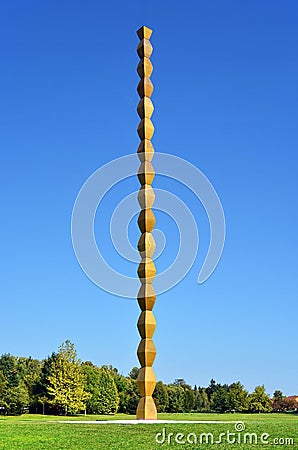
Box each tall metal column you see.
[136,25,157,420]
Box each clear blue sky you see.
[0,1,297,396]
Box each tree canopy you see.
[47,341,90,414]
[0,344,294,416]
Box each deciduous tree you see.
[194,387,210,411]
[47,341,90,414]
[248,385,272,413]
[128,367,140,380]
[228,382,248,412]
[83,364,119,414]
[167,385,185,413]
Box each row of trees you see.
[153,379,274,414]
[0,341,296,415]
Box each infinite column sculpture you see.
[136,25,157,420]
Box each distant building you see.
[272,395,298,412]
[285,395,298,404]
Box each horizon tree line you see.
[0,341,296,416]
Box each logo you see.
[71,153,225,298]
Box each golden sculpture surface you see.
[136,25,157,420]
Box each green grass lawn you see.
[0,413,297,449]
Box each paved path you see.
[60,419,244,425]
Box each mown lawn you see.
[0,413,297,449]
